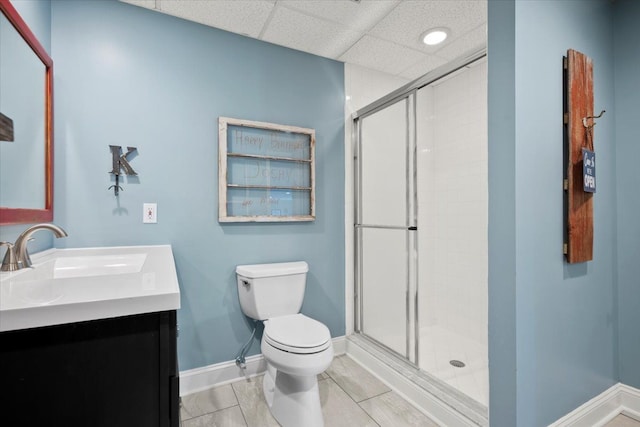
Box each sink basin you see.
[40,253,147,280]
[0,245,180,332]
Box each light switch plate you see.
[143,203,157,223]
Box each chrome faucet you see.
[1,223,68,271]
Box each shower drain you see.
[449,360,466,368]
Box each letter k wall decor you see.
[108,145,138,196]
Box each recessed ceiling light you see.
[422,28,449,46]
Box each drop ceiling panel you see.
[159,0,275,38]
[280,0,400,32]
[262,6,362,58]
[368,0,486,52]
[340,35,425,76]
[398,55,448,81]
[119,0,487,79]
[434,24,486,61]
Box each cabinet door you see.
[0,311,178,427]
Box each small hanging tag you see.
[582,148,596,193]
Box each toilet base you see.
[263,363,324,427]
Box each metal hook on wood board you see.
[582,110,606,129]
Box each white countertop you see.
[0,245,181,332]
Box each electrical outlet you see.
[143,203,157,223]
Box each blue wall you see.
[50,0,345,371]
[10,0,50,53]
[487,1,517,425]
[515,2,617,424]
[489,1,625,425]
[614,0,640,390]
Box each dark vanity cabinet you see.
[0,311,179,427]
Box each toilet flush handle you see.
[242,280,250,289]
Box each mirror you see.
[0,0,53,225]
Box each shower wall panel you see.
[416,59,488,405]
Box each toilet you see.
[236,261,333,427]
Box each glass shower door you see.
[356,96,417,362]
[352,51,488,419]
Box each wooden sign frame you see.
[218,117,316,223]
[564,49,594,263]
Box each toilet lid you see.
[264,314,331,354]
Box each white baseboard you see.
[179,336,346,396]
[549,383,640,427]
[333,335,347,355]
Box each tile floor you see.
[605,415,640,427]
[179,354,640,427]
[180,354,438,427]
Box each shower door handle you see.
[355,224,417,231]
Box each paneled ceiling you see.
[120,0,487,80]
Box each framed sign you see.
[218,117,315,222]
[582,148,596,193]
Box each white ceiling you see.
[120,0,487,80]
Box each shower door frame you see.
[354,93,419,365]
[352,47,487,370]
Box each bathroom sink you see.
[10,252,148,281]
[0,245,180,332]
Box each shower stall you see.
[352,50,488,424]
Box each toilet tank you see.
[236,261,308,320]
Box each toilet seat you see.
[264,314,331,354]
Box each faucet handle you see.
[0,242,20,272]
